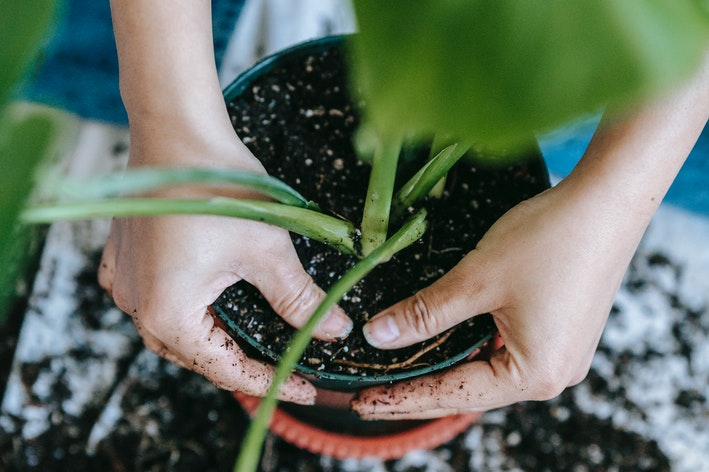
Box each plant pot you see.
[232,333,504,460]
[212,35,550,459]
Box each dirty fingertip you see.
[316,305,353,340]
[280,374,317,405]
[349,386,386,417]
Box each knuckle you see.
[526,363,571,401]
[401,291,444,338]
[97,266,113,292]
[529,377,566,401]
[569,361,592,387]
[568,371,589,387]
[136,312,161,334]
[142,339,167,358]
[130,298,175,335]
[108,284,132,316]
[502,354,570,401]
[271,274,320,327]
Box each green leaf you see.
[0,0,57,320]
[350,0,709,148]
[50,167,319,210]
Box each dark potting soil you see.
[0,240,678,471]
[0,38,683,472]
[213,41,549,378]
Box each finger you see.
[353,348,534,420]
[249,249,353,341]
[97,226,117,295]
[106,249,317,403]
[130,314,190,370]
[141,306,317,405]
[362,252,502,349]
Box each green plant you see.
[25,139,466,249]
[7,1,709,471]
[23,96,472,472]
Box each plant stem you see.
[391,143,469,222]
[360,133,402,256]
[427,135,455,199]
[22,197,358,255]
[234,209,428,472]
[46,167,319,210]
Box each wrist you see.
[564,63,709,224]
[126,117,262,172]
[111,0,231,153]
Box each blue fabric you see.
[18,0,244,125]
[540,118,709,217]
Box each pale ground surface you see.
[2,1,708,470]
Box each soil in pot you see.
[212,38,549,391]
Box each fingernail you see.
[363,314,399,347]
[319,308,353,339]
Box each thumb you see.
[363,252,501,349]
[248,251,353,342]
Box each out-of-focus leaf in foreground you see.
[350,0,709,149]
[0,0,57,319]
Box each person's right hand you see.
[98,132,352,405]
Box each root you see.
[333,330,453,372]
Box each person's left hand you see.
[98,130,352,403]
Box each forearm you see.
[560,54,709,247]
[109,0,240,165]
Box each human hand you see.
[353,58,709,418]
[98,133,352,405]
[353,177,641,419]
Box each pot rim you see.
[213,303,497,388]
[222,34,349,104]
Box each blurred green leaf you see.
[0,0,57,320]
[0,0,57,106]
[0,113,56,321]
[49,167,319,210]
[350,0,709,148]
